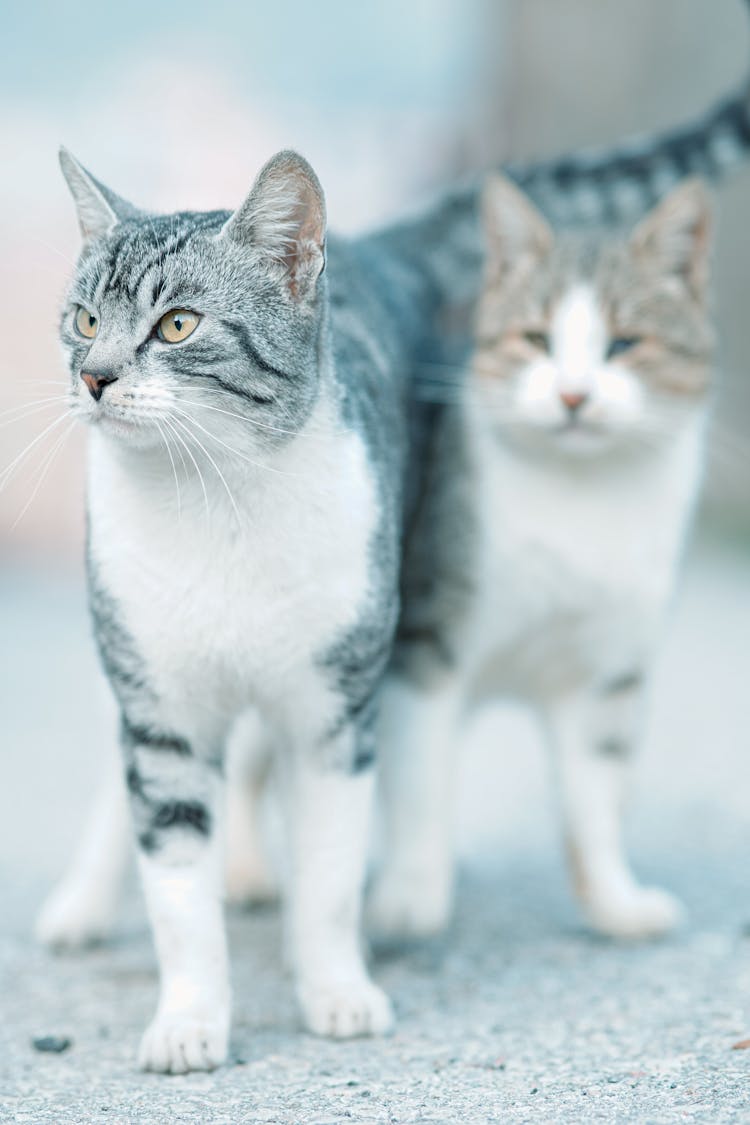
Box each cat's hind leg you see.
[544,675,683,939]
[35,752,131,949]
[366,674,463,941]
[223,710,278,907]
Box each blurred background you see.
[1,2,748,917]
[1,0,750,555]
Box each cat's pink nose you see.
[560,391,589,412]
[81,370,118,402]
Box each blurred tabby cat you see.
[369,174,714,941]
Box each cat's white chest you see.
[86,421,378,720]
[469,425,704,695]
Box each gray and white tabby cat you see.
[36,51,747,1073]
[369,174,714,943]
[50,147,461,1073]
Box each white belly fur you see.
[86,403,379,737]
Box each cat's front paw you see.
[138,1009,230,1074]
[585,885,684,940]
[35,881,117,950]
[366,868,452,941]
[299,978,394,1039]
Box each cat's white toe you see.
[138,1010,229,1074]
[35,882,117,949]
[299,978,394,1039]
[366,869,452,940]
[585,885,684,940]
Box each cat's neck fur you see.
[87,378,343,527]
[473,402,707,514]
[461,399,708,705]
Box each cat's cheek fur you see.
[515,359,567,428]
[587,363,645,426]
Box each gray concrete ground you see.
[1,531,749,1123]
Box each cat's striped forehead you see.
[74,210,228,304]
[487,225,712,364]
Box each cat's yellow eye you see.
[74,306,99,339]
[523,331,550,352]
[157,309,200,344]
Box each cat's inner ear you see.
[221,150,326,299]
[481,172,553,280]
[59,147,142,243]
[630,178,712,303]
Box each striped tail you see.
[509,74,750,225]
[367,6,750,314]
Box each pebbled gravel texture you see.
[1,532,749,1123]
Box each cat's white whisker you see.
[176,394,342,441]
[164,417,190,482]
[32,235,77,268]
[154,419,182,521]
[0,395,71,427]
[147,216,166,274]
[0,411,71,493]
[162,415,211,523]
[196,382,328,434]
[169,414,242,525]
[170,404,304,479]
[11,418,77,529]
[0,379,68,394]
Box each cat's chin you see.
[85,410,161,450]
[552,422,618,457]
[500,421,624,460]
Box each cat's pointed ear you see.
[221,150,326,300]
[481,173,553,279]
[59,147,143,242]
[630,178,712,303]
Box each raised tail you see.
[510,16,750,224]
[367,3,750,312]
[511,81,750,226]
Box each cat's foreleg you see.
[366,674,462,941]
[125,723,230,1073]
[281,722,393,1039]
[35,752,131,948]
[545,675,683,939]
